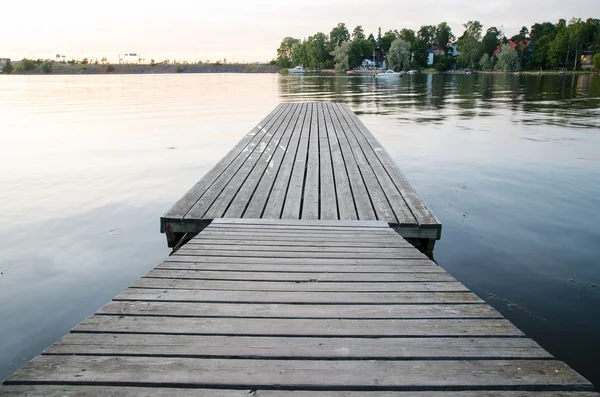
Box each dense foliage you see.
[276,17,600,72]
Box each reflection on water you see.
[0,73,599,389]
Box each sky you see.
[2,0,599,63]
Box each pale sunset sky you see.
[2,0,598,63]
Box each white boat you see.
[375,69,402,78]
[407,70,418,75]
[288,65,305,74]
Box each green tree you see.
[458,20,483,68]
[495,43,519,72]
[2,59,13,74]
[19,58,36,72]
[478,53,490,70]
[291,40,311,68]
[380,30,397,53]
[277,37,301,68]
[308,32,330,68]
[481,27,502,57]
[548,29,569,68]
[330,23,350,49]
[399,28,416,45]
[411,39,429,68]
[352,25,365,40]
[331,42,350,71]
[367,33,377,47]
[510,26,530,67]
[593,53,600,70]
[41,60,52,73]
[81,58,89,65]
[567,18,586,70]
[387,39,411,71]
[434,22,455,49]
[417,25,436,47]
[348,40,363,69]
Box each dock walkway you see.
[161,102,440,249]
[2,219,596,395]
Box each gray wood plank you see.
[161,104,284,222]
[318,103,338,219]
[165,255,431,265]
[216,103,299,219]
[186,238,412,248]
[183,103,293,220]
[180,245,419,254]
[281,103,312,219]
[239,103,305,218]
[211,218,387,227]
[191,232,409,243]
[322,101,357,221]
[134,278,468,292]
[73,316,523,336]
[46,334,547,358]
[195,230,401,240]
[116,289,482,304]
[98,301,496,318]
[337,103,439,227]
[326,100,375,220]
[2,386,597,397]
[171,249,427,260]
[261,104,308,218]
[328,103,398,224]
[146,269,456,282]
[157,263,443,274]
[333,103,418,225]
[10,357,591,389]
[302,102,320,220]
[205,223,397,233]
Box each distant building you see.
[449,43,460,57]
[493,40,532,57]
[430,46,446,56]
[0,58,10,67]
[426,50,435,65]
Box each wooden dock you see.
[161,102,441,251]
[2,219,596,395]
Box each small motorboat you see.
[407,70,418,75]
[375,69,402,78]
[288,65,305,74]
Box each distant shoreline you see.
[4,63,280,75]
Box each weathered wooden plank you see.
[205,223,397,233]
[240,103,305,218]
[281,103,312,219]
[322,100,358,220]
[328,103,399,224]
[337,103,439,227]
[318,103,338,219]
[10,357,590,389]
[302,102,320,220]
[195,230,402,240]
[165,255,431,265]
[146,269,456,282]
[211,218,387,227]
[2,386,597,397]
[183,103,293,220]
[134,278,468,292]
[46,334,547,358]
[98,301,497,318]
[186,238,412,248]
[157,263,442,273]
[261,104,308,218]
[326,100,375,220]
[172,249,427,260]
[218,103,299,219]
[74,316,522,336]
[179,244,421,254]
[191,232,409,244]
[116,289,482,304]
[333,103,418,225]
[161,104,284,223]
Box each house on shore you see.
[0,58,10,67]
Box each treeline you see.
[276,18,600,72]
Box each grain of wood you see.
[46,334,547,358]
[74,316,522,336]
[318,103,338,219]
[302,103,320,220]
[98,301,496,318]
[9,357,590,389]
[2,387,597,396]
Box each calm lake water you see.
[1,73,599,388]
